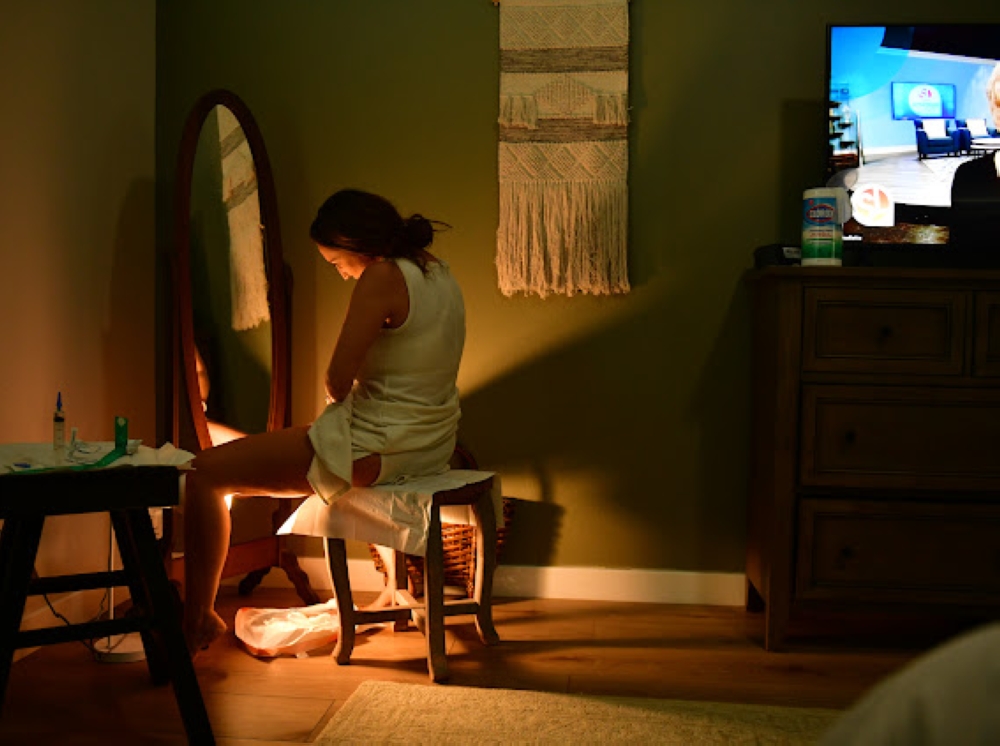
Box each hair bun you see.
[402,214,434,250]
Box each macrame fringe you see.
[499,94,539,129]
[594,92,628,125]
[497,179,629,297]
[217,106,271,332]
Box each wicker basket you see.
[369,496,514,599]
[368,445,513,598]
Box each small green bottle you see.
[115,416,129,451]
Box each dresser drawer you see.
[802,288,966,375]
[801,385,1000,489]
[796,498,1000,604]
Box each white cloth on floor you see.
[277,469,502,557]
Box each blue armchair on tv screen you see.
[914,119,960,158]
[955,118,999,154]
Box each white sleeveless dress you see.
[306,257,465,503]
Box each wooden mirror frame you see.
[170,89,317,605]
[173,88,289,449]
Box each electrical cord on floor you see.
[38,585,110,657]
[33,535,124,659]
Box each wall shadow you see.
[459,273,750,573]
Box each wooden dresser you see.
[747,266,1000,650]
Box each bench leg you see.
[473,493,500,646]
[389,550,410,632]
[424,507,448,683]
[369,545,410,632]
[0,516,44,715]
[325,538,355,665]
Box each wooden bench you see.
[325,475,500,683]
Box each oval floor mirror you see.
[170,88,318,606]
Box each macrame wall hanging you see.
[496,0,630,298]
[217,106,271,331]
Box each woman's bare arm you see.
[325,260,408,402]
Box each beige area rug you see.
[316,680,841,744]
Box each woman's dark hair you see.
[309,189,449,273]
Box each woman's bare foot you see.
[183,610,228,657]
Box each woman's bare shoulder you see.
[357,258,405,290]
[354,259,409,327]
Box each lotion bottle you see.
[53,392,65,451]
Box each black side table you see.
[0,465,213,744]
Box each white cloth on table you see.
[0,441,194,473]
[278,469,502,557]
[0,442,195,539]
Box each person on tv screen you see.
[950,63,1000,257]
[989,62,1000,129]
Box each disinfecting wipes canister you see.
[802,188,846,266]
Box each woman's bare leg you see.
[183,426,315,653]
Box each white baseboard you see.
[239,557,746,607]
[492,565,745,606]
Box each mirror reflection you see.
[189,104,272,441]
[171,90,310,599]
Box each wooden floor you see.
[1,586,932,745]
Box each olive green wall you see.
[156,2,1000,573]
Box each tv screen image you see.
[890,82,957,120]
[825,24,1000,253]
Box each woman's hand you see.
[323,381,337,405]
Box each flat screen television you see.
[825,24,1000,265]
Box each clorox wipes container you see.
[802,187,851,266]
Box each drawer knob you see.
[835,544,858,570]
[878,326,894,342]
[844,429,857,445]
